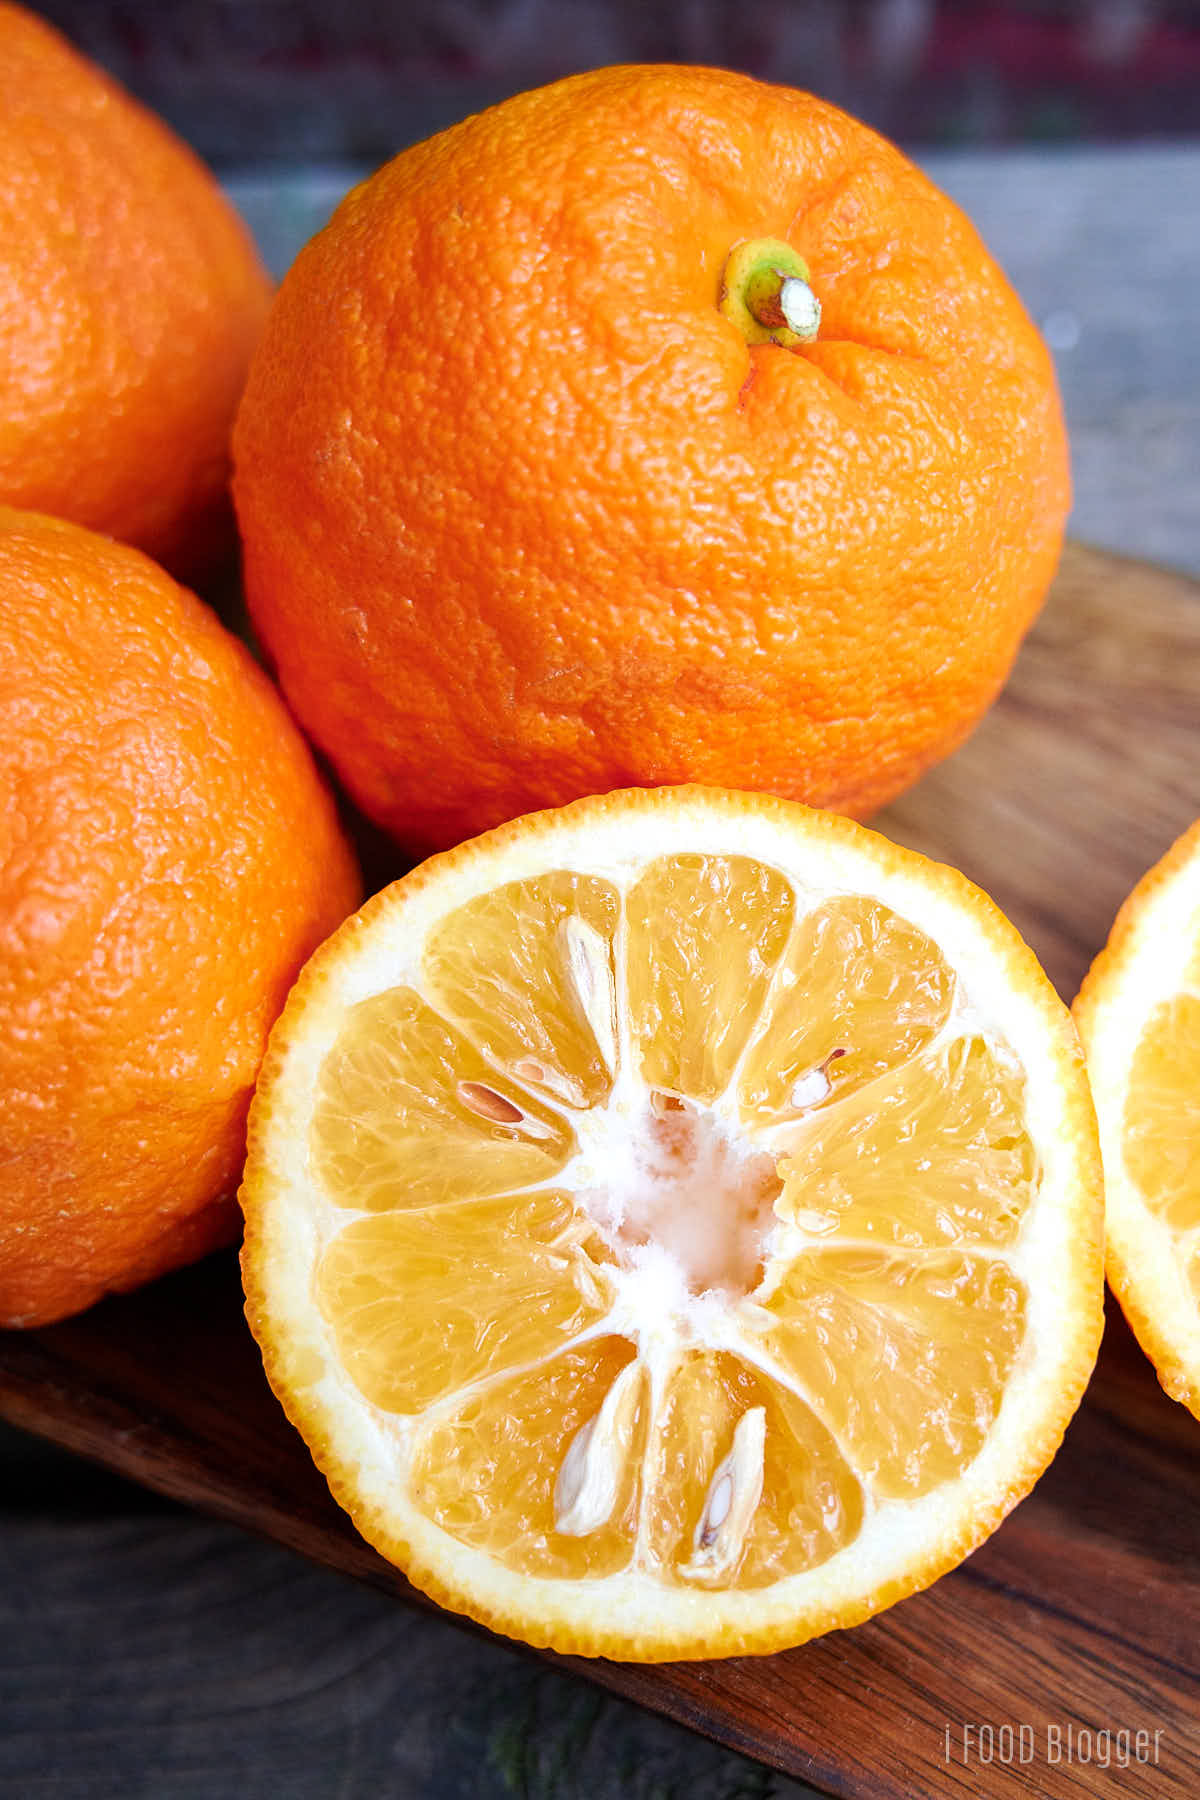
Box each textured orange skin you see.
[0,509,361,1327]
[0,4,272,574]
[234,65,1070,856]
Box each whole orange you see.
[0,3,271,574]
[0,508,360,1328]
[233,64,1069,856]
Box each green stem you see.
[719,237,821,348]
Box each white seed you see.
[789,1047,847,1111]
[789,1067,831,1109]
[703,1471,733,1536]
[554,1359,640,1537]
[561,917,618,1076]
[680,1406,766,1585]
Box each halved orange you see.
[241,788,1103,1659]
[1075,819,1200,1419]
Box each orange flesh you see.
[309,856,1038,1588]
[1123,993,1200,1238]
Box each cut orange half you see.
[1075,819,1200,1419]
[241,788,1103,1660]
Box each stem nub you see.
[719,237,821,349]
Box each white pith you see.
[1079,835,1200,1400]
[573,1093,782,1303]
[245,790,1101,1653]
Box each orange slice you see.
[241,788,1103,1659]
[1075,819,1200,1418]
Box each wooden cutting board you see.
[2,541,1199,1799]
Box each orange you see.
[0,508,360,1328]
[1075,820,1200,1418]
[242,787,1102,1659]
[233,64,1069,856]
[0,3,271,573]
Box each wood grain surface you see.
[2,540,1199,1798]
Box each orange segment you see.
[643,1349,862,1588]
[775,1034,1038,1249]
[423,872,620,1108]
[1123,994,1200,1236]
[315,1191,611,1414]
[737,896,956,1124]
[311,984,574,1209]
[763,1249,1028,1499]
[625,853,794,1102]
[409,1339,643,1580]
